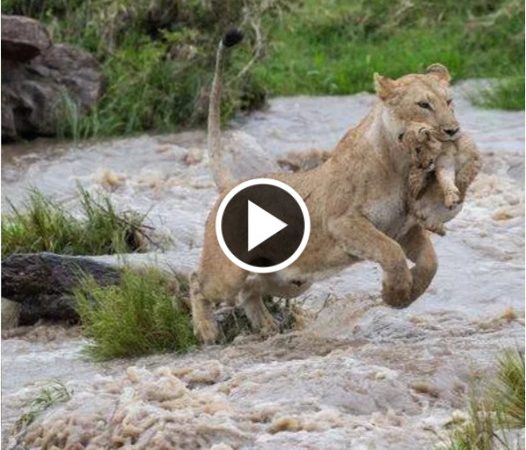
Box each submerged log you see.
[2,252,121,325]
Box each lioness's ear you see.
[425,63,451,83]
[374,73,397,100]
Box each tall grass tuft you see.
[492,349,525,429]
[1,188,148,257]
[441,348,525,450]
[75,267,197,360]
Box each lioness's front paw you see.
[382,269,413,308]
[444,187,460,209]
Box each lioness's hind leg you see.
[190,273,219,344]
[239,275,278,336]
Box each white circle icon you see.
[215,178,311,274]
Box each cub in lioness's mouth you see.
[190,29,480,344]
[402,123,481,236]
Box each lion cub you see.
[403,124,467,235]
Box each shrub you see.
[75,267,197,360]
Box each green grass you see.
[14,380,71,432]
[1,0,279,138]
[492,349,525,429]
[2,0,522,139]
[253,0,524,109]
[474,76,526,110]
[75,267,197,360]
[441,349,525,450]
[2,188,148,257]
[74,266,302,359]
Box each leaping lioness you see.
[190,29,481,344]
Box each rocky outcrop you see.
[1,15,103,140]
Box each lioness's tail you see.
[208,28,243,192]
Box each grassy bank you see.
[2,0,283,138]
[2,0,523,139]
[254,0,524,108]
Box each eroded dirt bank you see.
[2,82,524,449]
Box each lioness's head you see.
[374,64,460,142]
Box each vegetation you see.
[217,295,302,343]
[75,267,197,360]
[15,381,71,432]
[254,0,524,110]
[474,76,525,111]
[2,188,148,257]
[1,0,286,138]
[441,349,525,450]
[492,349,525,429]
[2,0,523,139]
[75,266,302,359]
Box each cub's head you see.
[402,124,442,172]
[374,64,460,142]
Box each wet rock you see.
[1,15,51,62]
[2,15,103,140]
[2,252,120,325]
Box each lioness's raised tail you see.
[208,28,243,192]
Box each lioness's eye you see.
[417,101,432,110]
[415,147,422,154]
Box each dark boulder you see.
[2,15,103,140]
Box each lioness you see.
[403,123,481,235]
[191,30,480,344]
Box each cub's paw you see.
[444,187,460,209]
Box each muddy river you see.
[2,81,524,449]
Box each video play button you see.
[248,201,288,251]
[216,178,311,273]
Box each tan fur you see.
[402,124,481,235]
[192,51,480,343]
[208,39,232,192]
[403,124,447,235]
